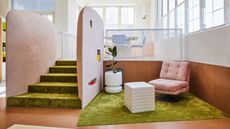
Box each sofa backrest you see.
[160,61,190,81]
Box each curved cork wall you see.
[6,10,58,97]
[77,7,104,108]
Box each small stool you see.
[124,82,155,113]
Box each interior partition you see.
[6,10,58,97]
[77,7,104,108]
[105,29,183,60]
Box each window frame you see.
[91,6,135,29]
[11,0,55,23]
[188,0,201,33]
[156,0,230,35]
[176,0,185,33]
[203,0,225,29]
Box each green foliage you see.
[2,22,6,31]
[106,46,121,73]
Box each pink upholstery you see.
[149,61,191,95]
[160,61,189,81]
[149,79,188,92]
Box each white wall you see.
[84,0,152,28]
[67,0,84,34]
[185,25,230,67]
[55,0,83,34]
[55,0,68,32]
[0,0,10,17]
[55,0,83,59]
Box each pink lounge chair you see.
[149,61,191,101]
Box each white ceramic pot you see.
[105,70,122,93]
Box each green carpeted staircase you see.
[7,60,81,109]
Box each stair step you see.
[28,82,78,94]
[55,60,76,66]
[49,66,77,73]
[7,93,81,109]
[40,73,77,82]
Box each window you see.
[92,6,135,29]
[177,0,185,32]
[121,7,134,25]
[162,0,168,28]
[41,14,54,23]
[12,0,55,23]
[177,0,184,5]
[106,7,119,25]
[169,0,175,11]
[157,0,230,35]
[188,0,200,32]
[163,16,168,28]
[204,0,224,28]
[169,0,175,28]
[163,0,168,16]
[156,0,163,28]
[228,0,230,23]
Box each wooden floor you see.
[0,97,230,129]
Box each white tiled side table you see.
[124,82,155,113]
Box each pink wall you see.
[77,7,104,108]
[6,10,58,97]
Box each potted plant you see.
[105,46,122,93]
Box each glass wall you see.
[204,0,224,28]
[188,0,200,32]
[105,29,183,60]
[157,0,228,34]
[12,0,55,23]
[92,6,135,29]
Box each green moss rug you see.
[78,91,229,126]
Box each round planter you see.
[105,70,122,93]
[105,86,122,93]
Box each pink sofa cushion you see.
[160,61,189,81]
[149,79,188,92]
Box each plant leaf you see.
[112,51,117,57]
[106,64,112,67]
[106,68,113,72]
[112,46,117,57]
[113,46,117,52]
[108,48,113,53]
[113,61,118,65]
[117,68,123,72]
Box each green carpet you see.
[77,92,229,126]
[49,66,77,73]
[55,60,76,66]
[40,73,77,82]
[7,60,81,109]
[7,93,81,108]
[28,82,78,94]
